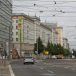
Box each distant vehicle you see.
[23,56,34,64]
[51,55,57,59]
[56,55,64,59]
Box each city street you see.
[11,59,76,76]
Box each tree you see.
[46,41,51,54]
[38,37,44,54]
[63,49,70,56]
[34,37,44,54]
[49,43,55,55]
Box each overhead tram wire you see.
[13,0,76,6]
[14,0,76,2]
[13,6,46,12]
[39,16,76,17]
[13,7,76,14]
[13,3,76,10]
[13,0,76,17]
[13,0,76,9]
[13,4,76,13]
[13,4,49,9]
[14,0,40,1]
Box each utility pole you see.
[9,25,11,60]
[37,39,38,55]
[20,28,22,57]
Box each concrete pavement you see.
[0,59,15,76]
[11,59,76,76]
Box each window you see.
[16,20,18,23]
[16,38,18,41]
[16,26,18,29]
[16,32,18,35]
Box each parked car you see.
[51,55,57,59]
[23,56,34,64]
[56,55,64,59]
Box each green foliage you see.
[46,41,51,54]
[38,37,44,54]
[56,44,64,55]
[63,49,70,56]
[50,43,55,55]
[34,37,70,56]
[34,37,44,54]
[46,43,70,56]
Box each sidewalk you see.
[0,59,11,76]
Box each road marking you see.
[71,68,76,70]
[40,67,44,69]
[41,73,56,76]
[8,65,15,76]
[64,66,71,69]
[47,70,54,74]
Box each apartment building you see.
[42,23,59,45]
[63,38,69,49]
[12,13,52,56]
[0,0,12,56]
[56,27,63,46]
[12,13,35,55]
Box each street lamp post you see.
[8,25,11,59]
[37,39,38,54]
[20,28,22,57]
[35,23,38,55]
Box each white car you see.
[51,55,57,59]
[23,56,34,64]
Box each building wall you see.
[42,23,59,45]
[36,24,52,46]
[52,28,58,44]
[23,18,35,44]
[56,27,63,46]
[63,38,69,49]
[12,14,52,55]
[12,16,24,43]
[0,0,12,55]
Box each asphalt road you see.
[11,59,76,76]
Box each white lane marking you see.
[41,73,56,76]
[71,68,75,70]
[47,70,54,74]
[64,66,71,69]
[40,67,44,70]
[8,65,15,76]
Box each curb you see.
[8,65,15,76]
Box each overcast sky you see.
[12,0,76,49]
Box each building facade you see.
[0,0,12,56]
[52,28,58,44]
[56,27,63,46]
[42,23,59,45]
[63,38,69,49]
[12,13,52,56]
